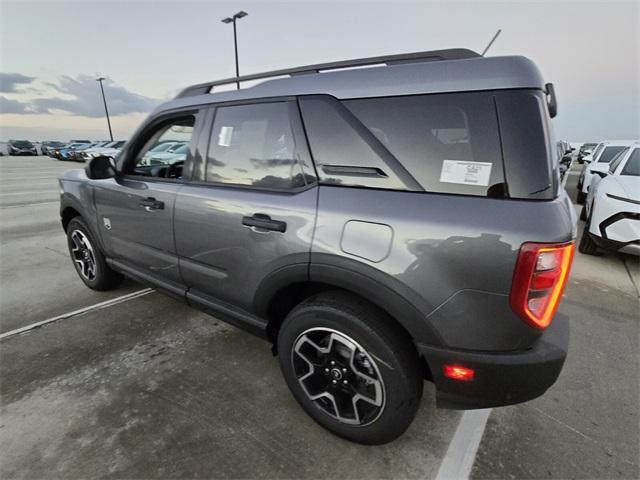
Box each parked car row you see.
[575,140,639,256]
[47,140,126,162]
[557,140,574,178]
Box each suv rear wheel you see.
[277,291,423,445]
[66,217,123,290]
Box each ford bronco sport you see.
[59,49,576,444]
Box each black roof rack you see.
[175,48,480,98]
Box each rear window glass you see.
[598,146,626,163]
[621,149,640,176]
[343,92,505,197]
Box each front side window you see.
[598,146,626,163]
[206,101,314,189]
[129,116,194,179]
[621,148,640,176]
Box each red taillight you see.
[443,364,475,381]
[510,242,575,329]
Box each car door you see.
[94,110,203,294]
[174,100,318,317]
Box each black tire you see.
[578,214,599,255]
[277,291,423,445]
[66,217,123,290]
[579,205,587,221]
[577,190,586,204]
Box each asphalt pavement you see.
[0,156,637,479]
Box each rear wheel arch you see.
[254,261,444,354]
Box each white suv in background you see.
[579,143,640,255]
[577,140,635,203]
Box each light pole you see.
[96,77,113,141]
[221,10,248,89]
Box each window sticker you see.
[439,160,492,186]
[218,126,233,147]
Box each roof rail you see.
[175,48,481,98]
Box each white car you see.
[579,143,640,256]
[143,142,188,165]
[577,140,635,204]
[79,140,126,161]
[139,141,183,165]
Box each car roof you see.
[156,53,546,115]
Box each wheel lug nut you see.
[342,368,347,373]
[332,379,337,384]
[330,361,335,365]
[324,368,329,373]
[343,380,348,384]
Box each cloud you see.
[0,96,31,114]
[0,73,36,93]
[32,75,161,117]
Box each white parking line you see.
[0,288,154,340]
[434,409,492,480]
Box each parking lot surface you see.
[0,156,638,479]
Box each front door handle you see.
[139,197,164,211]
[242,213,287,233]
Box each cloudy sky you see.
[0,0,637,141]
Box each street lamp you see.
[221,10,248,89]
[96,77,113,141]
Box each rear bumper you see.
[417,313,569,409]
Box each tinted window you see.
[598,146,626,163]
[621,149,640,176]
[299,95,408,190]
[608,148,628,174]
[206,101,314,189]
[343,92,505,196]
[129,116,194,179]
[591,143,604,159]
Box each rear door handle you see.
[139,197,164,211]
[242,213,287,233]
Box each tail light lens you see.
[510,242,575,329]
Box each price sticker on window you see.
[439,160,493,186]
[218,126,233,147]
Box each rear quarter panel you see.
[312,186,576,351]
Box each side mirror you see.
[594,171,607,179]
[85,155,116,179]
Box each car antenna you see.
[481,29,502,56]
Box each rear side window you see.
[598,146,627,163]
[493,90,556,199]
[206,101,315,189]
[343,93,505,197]
[298,96,408,190]
[621,148,640,176]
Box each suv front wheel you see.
[66,217,123,290]
[277,291,423,445]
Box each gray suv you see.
[59,49,576,444]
